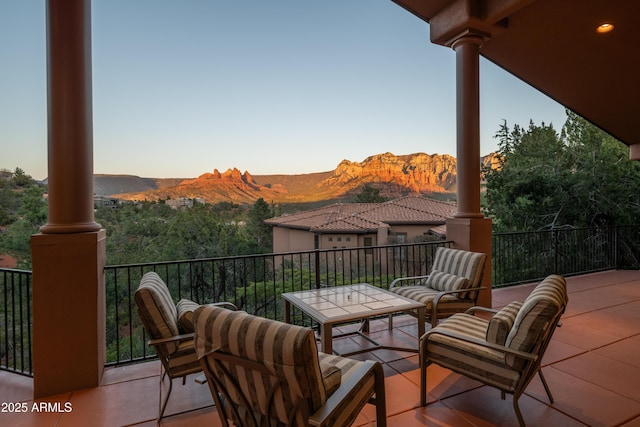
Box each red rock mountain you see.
[321,152,457,194]
[108,152,498,204]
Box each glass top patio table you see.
[282,283,425,356]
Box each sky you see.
[0,0,568,181]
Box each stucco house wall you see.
[386,224,432,242]
[271,226,315,253]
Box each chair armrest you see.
[309,360,385,427]
[430,286,486,323]
[209,302,239,311]
[421,328,538,362]
[389,275,429,290]
[432,286,486,301]
[464,306,500,315]
[148,333,195,347]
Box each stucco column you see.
[31,0,106,398]
[446,33,493,307]
[452,35,484,219]
[41,0,100,234]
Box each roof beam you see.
[392,0,534,46]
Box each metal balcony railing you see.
[103,241,450,366]
[492,226,640,287]
[2,225,639,375]
[0,268,32,376]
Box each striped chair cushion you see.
[523,274,568,308]
[176,298,200,333]
[316,353,378,427]
[194,305,330,425]
[424,270,470,294]
[423,313,520,391]
[432,247,486,284]
[166,339,201,376]
[486,301,523,345]
[391,286,463,308]
[318,358,342,396]
[431,247,486,298]
[505,275,567,367]
[135,272,180,354]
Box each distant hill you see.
[93,175,179,196]
[108,169,336,204]
[98,152,498,204]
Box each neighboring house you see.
[93,195,120,208]
[165,197,205,209]
[264,196,455,253]
[166,197,194,209]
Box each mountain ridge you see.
[98,152,497,204]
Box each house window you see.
[328,236,333,242]
[337,237,342,242]
[346,237,351,242]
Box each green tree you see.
[11,168,32,187]
[0,187,16,226]
[355,184,388,203]
[162,205,223,260]
[563,111,640,226]
[245,198,273,252]
[485,112,640,231]
[0,184,47,267]
[98,201,175,265]
[485,120,569,230]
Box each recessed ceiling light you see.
[596,23,614,34]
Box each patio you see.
[2,269,640,426]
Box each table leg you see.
[284,300,291,324]
[361,318,370,333]
[321,323,333,354]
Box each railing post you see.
[314,250,321,289]
[553,228,559,273]
[613,225,619,269]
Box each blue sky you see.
[0,0,567,180]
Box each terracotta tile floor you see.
[2,270,640,426]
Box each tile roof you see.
[265,196,456,233]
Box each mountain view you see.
[98,152,498,204]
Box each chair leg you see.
[373,363,387,427]
[420,358,428,406]
[158,373,173,420]
[388,313,393,331]
[513,395,527,427]
[538,370,554,403]
[430,306,439,328]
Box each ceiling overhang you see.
[392,0,640,154]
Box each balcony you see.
[9,2,638,424]
[3,227,634,372]
[1,269,640,426]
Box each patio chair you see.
[419,274,568,427]
[193,304,387,427]
[389,247,487,328]
[134,271,237,420]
